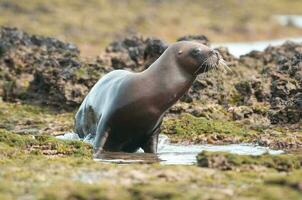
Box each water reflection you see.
[94,135,284,165]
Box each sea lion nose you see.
[210,50,220,61]
[210,50,219,57]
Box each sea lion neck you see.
[142,49,197,81]
[139,52,197,112]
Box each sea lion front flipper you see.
[142,126,160,153]
[93,119,110,154]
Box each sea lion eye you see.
[190,48,201,57]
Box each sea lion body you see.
[74,41,221,153]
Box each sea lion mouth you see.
[194,51,231,75]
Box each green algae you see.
[240,171,302,200]
[162,114,250,135]
[0,129,36,147]
[0,102,90,158]
[0,102,301,199]
[197,151,302,171]
[264,170,302,193]
[162,113,257,143]
[0,141,301,200]
[0,129,92,158]
[74,65,102,82]
[161,113,301,149]
[0,102,73,135]
[38,182,133,200]
[1,159,301,200]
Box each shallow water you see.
[57,133,283,165]
[274,15,302,28]
[212,37,302,57]
[93,135,283,165]
[212,15,302,57]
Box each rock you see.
[228,106,253,120]
[234,81,253,104]
[231,41,302,124]
[234,78,269,105]
[177,35,210,46]
[197,152,232,170]
[268,52,302,124]
[144,37,168,67]
[1,26,302,126]
[0,27,109,109]
[105,35,168,71]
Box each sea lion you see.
[74,41,225,154]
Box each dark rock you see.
[235,81,253,104]
[0,27,108,109]
[268,53,302,124]
[238,41,302,124]
[1,26,302,126]
[0,41,6,57]
[177,35,210,46]
[144,38,168,67]
[106,35,168,71]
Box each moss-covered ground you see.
[162,113,302,150]
[197,151,302,171]
[1,101,300,150]
[0,132,301,199]
[0,102,73,135]
[0,101,301,199]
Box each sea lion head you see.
[173,41,222,75]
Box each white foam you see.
[56,132,80,140]
[157,136,283,165]
[56,132,94,145]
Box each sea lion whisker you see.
[194,56,211,75]
[205,63,209,73]
[207,58,212,70]
[212,57,218,71]
[210,58,215,70]
[209,56,214,69]
[205,57,212,73]
[209,56,219,71]
[214,61,219,71]
[218,60,227,73]
[219,59,232,72]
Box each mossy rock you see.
[0,129,92,158]
[197,151,302,171]
[0,102,73,135]
[162,114,257,143]
[38,182,133,200]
